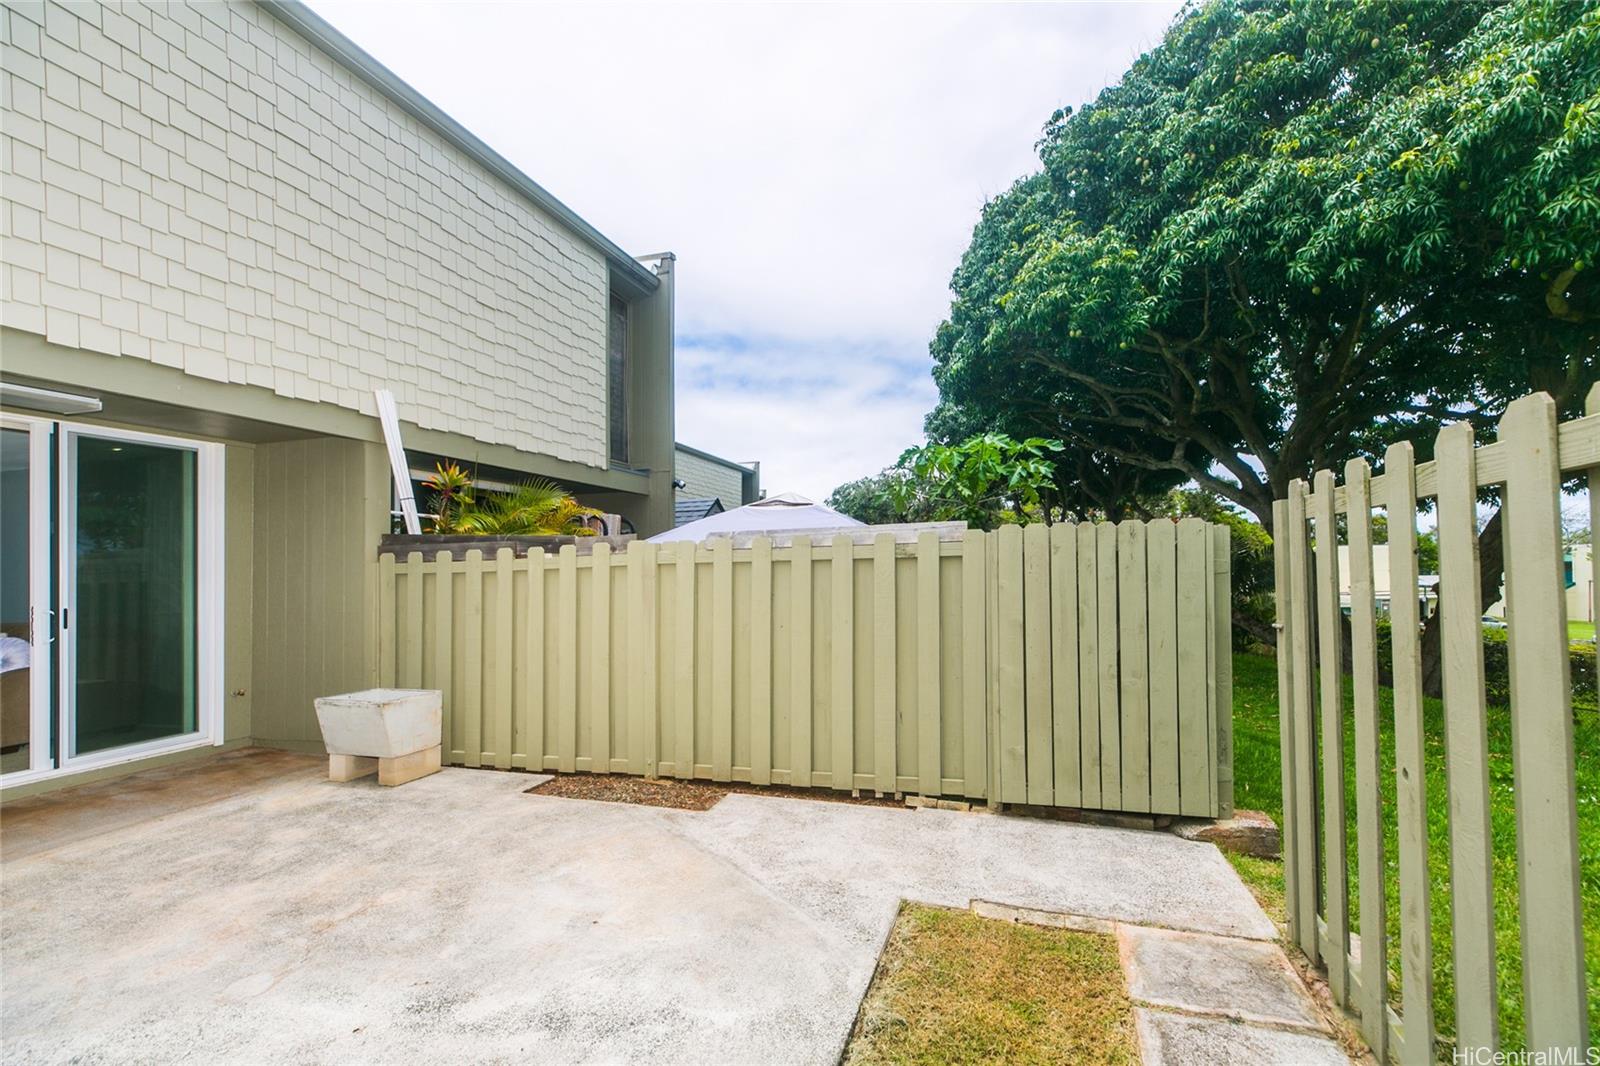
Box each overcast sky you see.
[312,0,1184,499]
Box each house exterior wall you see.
[250,434,388,749]
[675,445,756,507]
[1,0,612,467]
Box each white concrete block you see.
[314,688,441,759]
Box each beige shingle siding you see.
[1,0,609,467]
[674,446,749,507]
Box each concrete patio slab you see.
[1,751,1277,1064]
[1135,1008,1349,1066]
[1119,924,1325,1030]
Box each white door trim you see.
[1,413,55,782]
[55,422,225,775]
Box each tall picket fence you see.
[376,522,1232,817]
[1274,387,1597,1062]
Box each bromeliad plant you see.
[422,461,602,537]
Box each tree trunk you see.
[1418,507,1504,698]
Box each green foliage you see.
[829,434,1065,530]
[827,471,909,526]
[422,462,601,537]
[930,0,1599,527]
[889,434,1065,530]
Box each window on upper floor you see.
[608,293,628,465]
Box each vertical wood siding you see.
[377,522,1231,816]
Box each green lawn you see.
[1226,651,1600,1052]
[1571,619,1595,642]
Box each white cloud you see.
[309,0,1183,497]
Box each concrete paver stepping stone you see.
[1119,924,1325,1030]
[1135,1008,1350,1066]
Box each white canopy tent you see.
[648,492,864,544]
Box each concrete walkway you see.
[1,750,1322,1064]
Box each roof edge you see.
[258,0,658,295]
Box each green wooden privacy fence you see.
[1274,387,1598,1063]
[376,521,1232,817]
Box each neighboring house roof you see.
[651,493,863,543]
[259,1,660,298]
[675,498,725,527]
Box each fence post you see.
[1500,394,1587,1054]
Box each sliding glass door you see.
[63,429,201,757]
[0,418,221,786]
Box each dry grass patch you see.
[845,903,1137,1066]
[525,772,909,812]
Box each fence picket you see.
[831,535,854,791]
[791,538,813,787]
[1148,521,1179,815]
[1023,524,1053,806]
[1285,480,1320,963]
[751,537,773,787]
[1076,523,1102,809]
[1311,470,1350,1003]
[711,538,733,782]
[997,525,1027,804]
[1211,524,1232,817]
[1270,502,1299,948]
[555,545,577,774]
[916,532,942,798]
[1436,421,1499,1050]
[1048,525,1081,808]
[379,552,396,685]
[463,549,485,769]
[435,551,456,764]
[961,531,987,800]
[1592,384,1600,686]
[674,541,695,780]
[404,552,423,688]
[524,549,545,772]
[1096,524,1121,810]
[490,548,512,769]
[1117,521,1150,813]
[873,533,897,795]
[1382,443,1434,1065]
[1500,395,1587,1054]
[1345,459,1387,1058]
[591,544,612,774]
[1175,519,1210,817]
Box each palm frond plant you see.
[422,462,601,536]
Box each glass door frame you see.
[55,421,225,776]
[1,413,55,782]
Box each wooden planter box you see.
[377,533,635,559]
